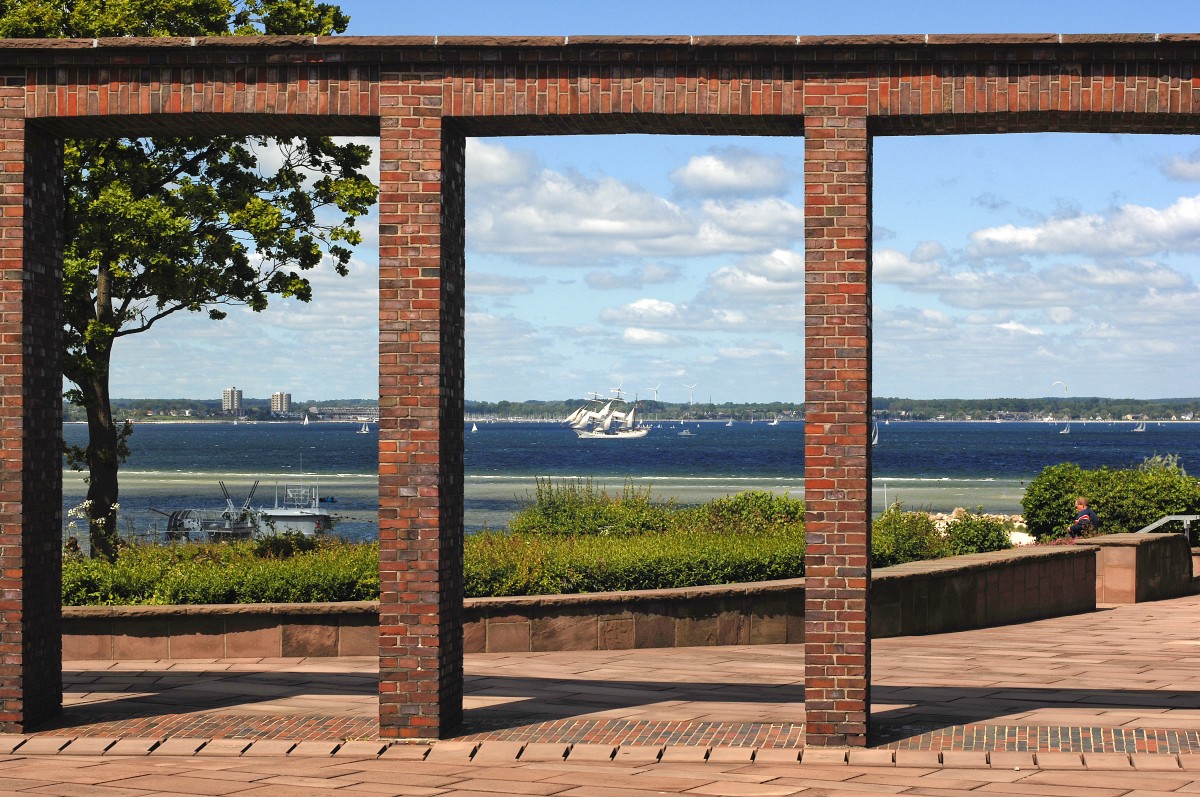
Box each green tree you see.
[0,0,376,559]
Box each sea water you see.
[62,420,1200,541]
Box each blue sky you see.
[107,1,1200,404]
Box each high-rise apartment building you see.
[222,386,242,415]
[271,391,292,414]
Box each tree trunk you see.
[80,354,121,560]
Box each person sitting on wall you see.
[1068,496,1100,538]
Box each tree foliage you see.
[0,0,376,558]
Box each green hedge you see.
[63,538,379,606]
[870,503,1013,567]
[464,528,805,597]
[1021,455,1200,539]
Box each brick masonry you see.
[0,34,1199,745]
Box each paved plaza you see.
[0,593,1195,794]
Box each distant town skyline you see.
[94,1,1200,404]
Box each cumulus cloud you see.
[1162,150,1200,181]
[706,249,805,302]
[585,264,682,290]
[600,297,745,330]
[622,327,679,345]
[466,142,804,262]
[466,139,537,187]
[994,320,1045,335]
[968,194,1200,258]
[670,147,792,197]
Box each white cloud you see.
[585,264,682,290]
[600,297,745,330]
[968,194,1200,257]
[994,320,1045,335]
[874,248,943,285]
[706,249,805,301]
[716,342,791,360]
[622,327,678,345]
[466,142,804,262]
[1162,150,1200,181]
[670,147,791,197]
[466,139,537,187]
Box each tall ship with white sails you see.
[563,393,650,439]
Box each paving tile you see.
[1083,753,1133,770]
[59,737,117,755]
[799,748,848,766]
[287,740,340,757]
[989,752,1035,770]
[613,745,663,765]
[1178,753,1200,771]
[1132,753,1182,770]
[706,746,756,764]
[940,751,989,769]
[334,740,388,758]
[469,741,525,763]
[754,748,801,764]
[847,749,894,767]
[517,743,569,763]
[894,750,943,768]
[195,739,252,757]
[0,736,27,756]
[659,746,709,764]
[566,744,616,762]
[149,738,208,756]
[15,737,73,755]
[240,739,298,757]
[424,741,478,763]
[1036,751,1086,769]
[104,738,162,756]
[687,783,806,796]
[378,744,432,761]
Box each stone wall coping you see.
[0,34,1196,67]
[873,543,1095,581]
[62,600,378,620]
[1085,532,1182,548]
[61,544,1092,620]
[0,34,1195,50]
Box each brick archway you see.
[3,33,1199,748]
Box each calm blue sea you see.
[61,420,1200,541]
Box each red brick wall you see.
[803,77,872,748]
[2,34,1200,745]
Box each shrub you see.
[507,478,674,536]
[1022,457,1200,539]
[688,490,806,535]
[943,509,1013,556]
[1021,463,1084,539]
[871,502,944,567]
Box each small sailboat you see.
[301,415,310,426]
[1132,420,1147,432]
[1060,422,1070,435]
[471,423,479,433]
[357,423,371,434]
[768,415,779,426]
[725,417,733,427]
[871,420,880,446]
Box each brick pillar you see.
[377,81,465,739]
[803,91,872,748]
[0,113,65,730]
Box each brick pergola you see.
[0,33,1197,748]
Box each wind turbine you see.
[683,383,697,406]
[646,384,661,401]
[1052,380,1070,434]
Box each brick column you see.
[0,110,65,730]
[377,78,465,739]
[803,89,872,748]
